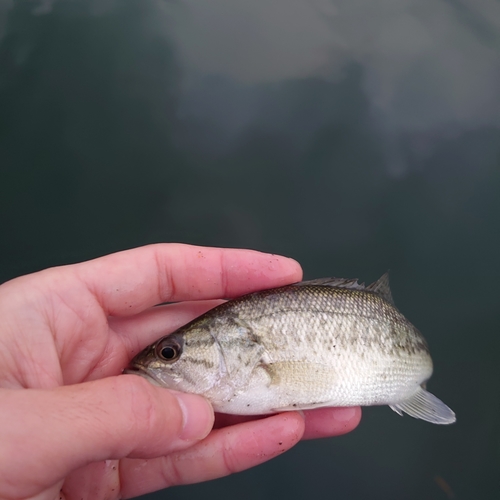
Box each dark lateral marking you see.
[185,358,216,369]
[183,336,216,348]
[259,362,281,385]
[248,330,263,344]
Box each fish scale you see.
[124,273,455,424]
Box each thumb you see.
[0,376,214,497]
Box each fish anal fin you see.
[390,387,456,425]
[390,406,403,416]
[366,272,394,305]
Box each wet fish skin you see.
[125,274,456,424]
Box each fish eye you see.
[160,346,177,359]
[155,337,183,362]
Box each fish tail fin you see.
[390,386,456,425]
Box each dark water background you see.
[1,1,499,498]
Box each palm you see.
[3,277,123,389]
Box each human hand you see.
[0,244,361,500]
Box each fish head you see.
[124,315,266,408]
[124,323,222,395]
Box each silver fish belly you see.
[125,274,456,425]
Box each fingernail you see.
[332,407,357,422]
[174,392,214,441]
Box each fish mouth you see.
[123,364,163,387]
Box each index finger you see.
[76,244,302,315]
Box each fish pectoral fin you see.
[260,361,337,412]
[260,361,335,389]
[389,387,456,425]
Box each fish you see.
[124,273,456,424]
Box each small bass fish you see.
[125,274,455,424]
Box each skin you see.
[0,244,361,500]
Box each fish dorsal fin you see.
[365,272,394,305]
[295,277,365,290]
[296,274,394,305]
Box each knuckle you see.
[221,443,240,476]
[161,455,185,488]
